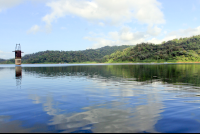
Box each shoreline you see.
[1,62,200,65]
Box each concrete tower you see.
[13,44,23,65]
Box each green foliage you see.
[0,58,14,64]
[0,58,6,63]
[104,35,200,63]
[2,34,200,64]
[1,45,131,64]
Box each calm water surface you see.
[1,63,200,133]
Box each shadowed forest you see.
[22,64,200,87]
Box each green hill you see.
[0,58,6,63]
[2,45,131,64]
[2,34,200,64]
[103,35,200,63]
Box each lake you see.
[1,63,200,133]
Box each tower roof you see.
[12,44,24,53]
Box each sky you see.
[0,0,200,59]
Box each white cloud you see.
[120,32,134,41]
[168,26,200,37]
[147,25,162,36]
[0,0,24,12]
[108,31,119,40]
[119,26,148,42]
[147,36,176,44]
[98,22,104,26]
[27,25,40,34]
[85,25,200,48]
[0,0,50,13]
[84,36,117,49]
[42,0,165,29]
[84,27,147,49]
[148,26,200,44]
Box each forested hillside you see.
[103,35,200,63]
[2,35,200,64]
[0,59,6,63]
[1,45,130,64]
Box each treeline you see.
[2,34,200,64]
[1,45,130,64]
[0,59,6,62]
[103,35,200,63]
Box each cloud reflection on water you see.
[26,73,164,132]
[2,64,200,132]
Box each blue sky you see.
[0,0,200,59]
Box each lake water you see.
[1,63,200,133]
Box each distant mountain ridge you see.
[0,45,131,64]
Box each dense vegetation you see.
[103,35,200,63]
[2,34,200,64]
[0,45,130,64]
[0,59,6,62]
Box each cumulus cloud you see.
[148,26,200,44]
[147,25,162,36]
[0,0,51,13]
[168,26,200,37]
[0,0,24,12]
[85,26,200,49]
[84,26,147,49]
[108,31,119,40]
[42,0,165,28]
[84,36,117,49]
[27,25,40,34]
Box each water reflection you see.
[24,65,166,132]
[22,64,200,132]
[15,66,22,78]
[1,64,200,132]
[15,66,22,87]
[28,89,163,133]
[0,115,48,133]
[23,64,200,87]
